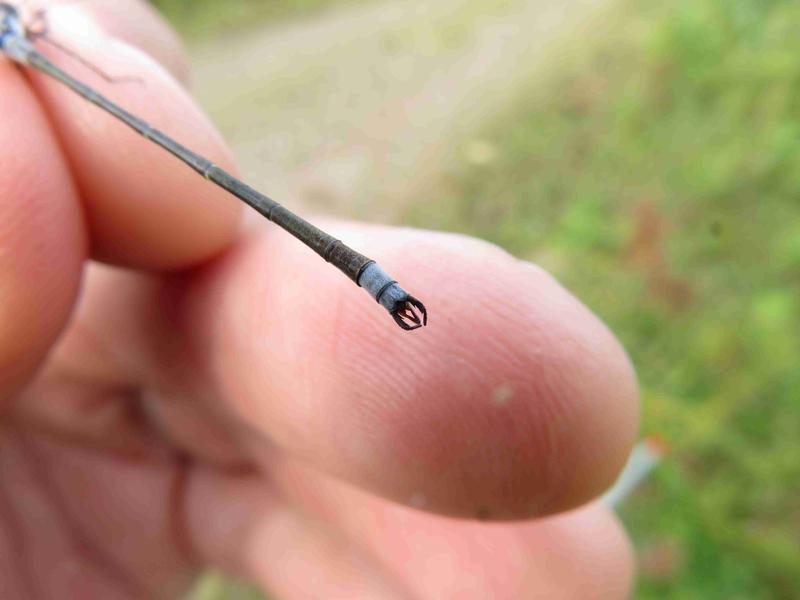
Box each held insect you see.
[0,2,428,331]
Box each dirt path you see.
[189,0,615,220]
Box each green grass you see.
[190,571,264,600]
[406,0,800,597]
[150,0,368,38]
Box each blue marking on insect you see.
[0,3,23,50]
[0,3,36,65]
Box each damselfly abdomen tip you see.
[357,262,427,330]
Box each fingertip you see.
[520,504,636,598]
[268,463,635,600]
[28,9,242,270]
[51,0,190,84]
[346,231,641,519]
[170,224,638,520]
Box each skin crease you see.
[0,1,639,598]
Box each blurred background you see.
[148,0,799,598]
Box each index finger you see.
[23,0,242,269]
[64,0,190,83]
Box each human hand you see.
[0,1,639,598]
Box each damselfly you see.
[0,2,428,331]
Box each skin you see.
[0,1,640,598]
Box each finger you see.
[9,261,255,471]
[275,458,635,599]
[155,224,640,519]
[25,2,242,269]
[12,262,252,465]
[0,430,197,599]
[188,460,634,599]
[0,57,85,403]
[187,467,414,599]
[50,0,191,83]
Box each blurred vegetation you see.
[190,571,264,600]
[407,0,800,597]
[149,0,366,38]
